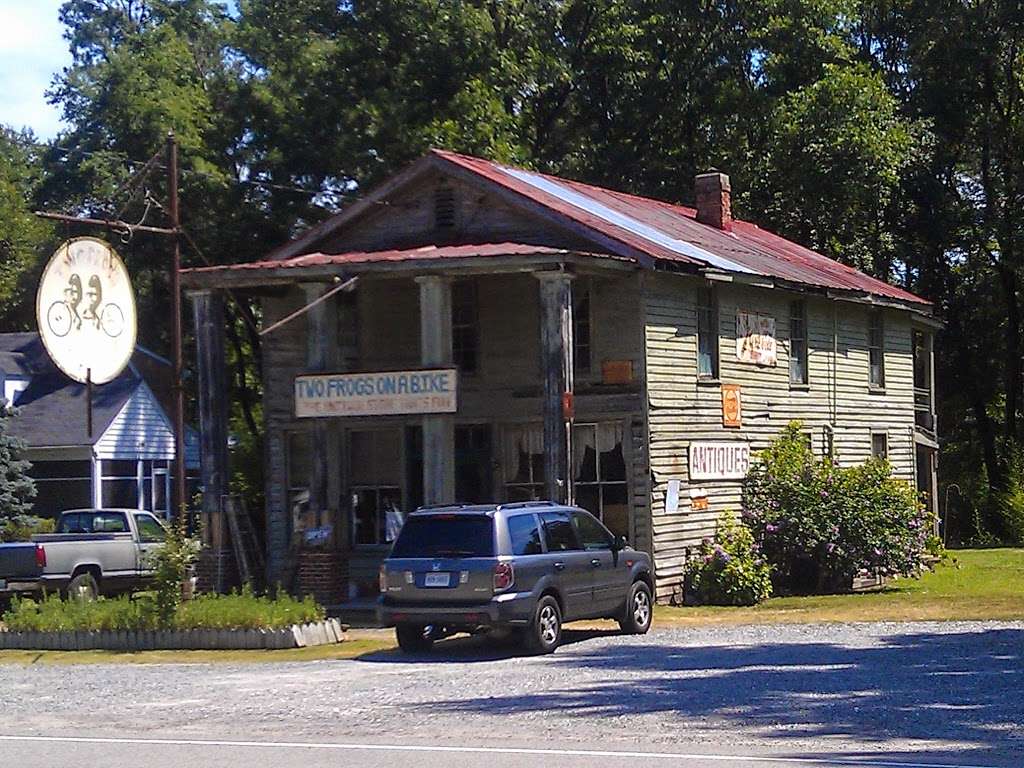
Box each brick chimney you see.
[695,171,732,232]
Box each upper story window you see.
[868,310,885,389]
[697,286,719,379]
[573,280,592,374]
[913,328,935,431]
[451,279,479,374]
[789,300,808,386]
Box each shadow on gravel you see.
[357,627,622,663]
[411,628,1024,766]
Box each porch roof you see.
[181,242,630,285]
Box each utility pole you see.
[167,131,187,513]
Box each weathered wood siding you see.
[320,172,594,254]
[643,272,917,601]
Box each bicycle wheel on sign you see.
[100,303,125,338]
[47,301,72,338]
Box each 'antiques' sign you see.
[689,440,751,480]
[295,368,457,418]
[735,311,777,366]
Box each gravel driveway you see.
[1,621,1021,767]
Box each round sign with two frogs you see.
[35,237,137,385]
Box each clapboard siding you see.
[95,381,176,461]
[643,272,920,601]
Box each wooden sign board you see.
[295,368,457,418]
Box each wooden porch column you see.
[302,283,339,531]
[189,289,228,549]
[535,271,574,504]
[416,275,455,505]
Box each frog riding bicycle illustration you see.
[46,273,125,338]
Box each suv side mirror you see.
[612,535,628,551]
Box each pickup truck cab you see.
[0,509,167,601]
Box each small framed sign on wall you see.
[722,383,742,427]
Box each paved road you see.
[1,621,1021,768]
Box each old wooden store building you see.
[182,150,939,604]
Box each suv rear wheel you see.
[618,580,653,635]
[395,623,436,653]
[525,595,562,654]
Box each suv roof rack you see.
[495,500,559,511]
[413,502,473,512]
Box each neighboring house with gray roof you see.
[0,332,198,519]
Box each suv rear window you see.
[389,515,495,558]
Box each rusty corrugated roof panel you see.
[182,242,608,275]
[432,150,929,306]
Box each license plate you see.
[424,572,450,588]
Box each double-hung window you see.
[572,422,629,541]
[697,286,719,379]
[869,311,885,389]
[789,300,808,386]
[349,429,403,546]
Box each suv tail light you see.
[379,564,387,594]
[493,561,514,592]
[35,545,46,569]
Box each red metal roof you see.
[432,150,929,306]
[186,149,928,307]
[182,242,600,275]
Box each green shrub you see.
[152,513,198,626]
[2,586,324,632]
[743,422,932,594]
[175,585,324,630]
[684,514,773,606]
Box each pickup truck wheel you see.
[68,572,98,603]
[395,623,435,653]
[618,580,653,635]
[525,596,562,654]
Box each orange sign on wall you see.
[722,383,742,428]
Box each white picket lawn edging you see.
[0,619,347,651]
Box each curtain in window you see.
[501,425,543,483]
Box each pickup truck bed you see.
[0,542,45,595]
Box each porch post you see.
[189,289,228,550]
[535,271,574,504]
[416,275,455,505]
[302,283,339,531]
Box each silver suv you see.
[378,501,654,653]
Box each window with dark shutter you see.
[452,279,479,374]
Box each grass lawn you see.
[655,548,1024,626]
[0,636,396,666]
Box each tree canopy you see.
[4,0,1024,542]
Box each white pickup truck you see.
[0,509,167,601]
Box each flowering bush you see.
[684,514,773,605]
[743,422,932,593]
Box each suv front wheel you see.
[525,595,562,654]
[618,580,653,635]
[396,623,436,653]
